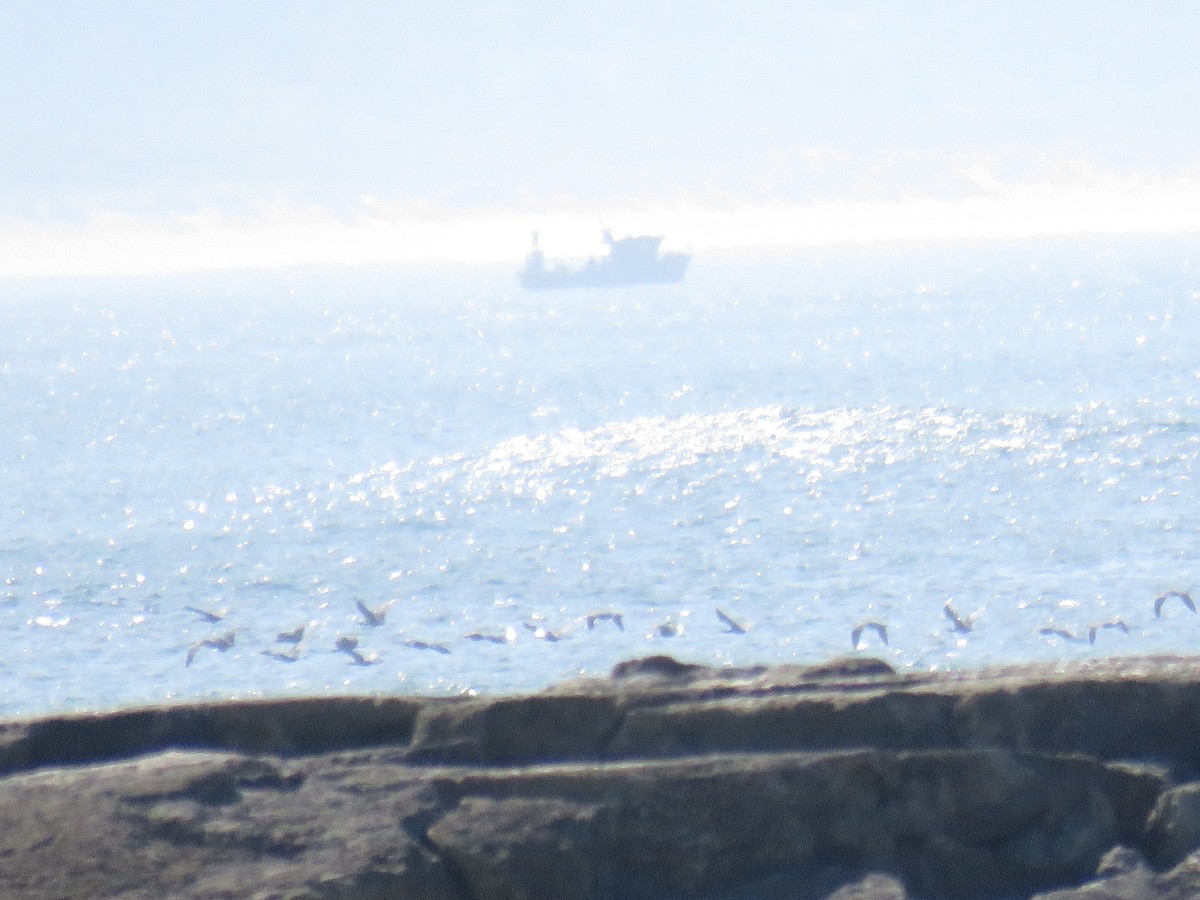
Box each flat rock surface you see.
[6,655,1200,898]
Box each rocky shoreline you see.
[4,655,1200,899]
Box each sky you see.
[2,1,1200,277]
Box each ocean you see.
[3,235,1200,717]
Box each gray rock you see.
[407,693,621,764]
[1029,846,1155,900]
[824,873,909,900]
[427,796,608,900]
[1153,849,1200,899]
[0,656,1199,898]
[1096,845,1151,877]
[1145,782,1200,868]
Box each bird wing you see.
[716,608,745,633]
[186,605,223,622]
[852,622,887,646]
[1155,592,1195,615]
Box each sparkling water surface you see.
[4,237,1200,717]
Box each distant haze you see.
[2,2,1199,277]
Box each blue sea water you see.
[3,236,1200,717]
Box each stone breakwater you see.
[5,657,1200,898]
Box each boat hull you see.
[518,232,691,290]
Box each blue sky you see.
[2,2,1199,275]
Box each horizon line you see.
[4,178,1200,281]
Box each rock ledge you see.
[4,655,1200,899]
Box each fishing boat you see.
[518,230,691,290]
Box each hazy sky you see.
[3,2,1199,275]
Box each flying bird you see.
[275,625,305,644]
[261,647,300,663]
[943,601,982,634]
[524,622,570,642]
[1038,626,1080,642]
[404,639,452,655]
[334,634,378,666]
[1154,591,1196,618]
[851,620,888,649]
[355,598,396,627]
[185,630,238,667]
[465,627,517,644]
[586,611,624,631]
[654,619,683,638]
[185,605,228,623]
[1088,619,1130,644]
[715,608,747,634]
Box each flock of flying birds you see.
[181,599,751,669]
[855,590,1194,652]
[181,589,1197,669]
